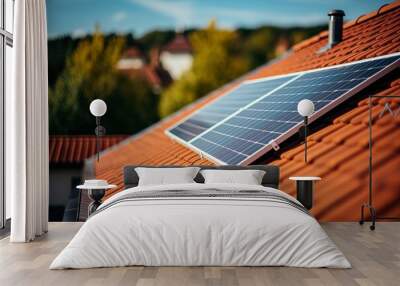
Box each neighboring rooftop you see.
[117,47,173,92]
[162,34,192,54]
[121,47,144,59]
[50,135,127,165]
[88,1,400,221]
[160,34,193,79]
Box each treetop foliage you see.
[49,29,158,135]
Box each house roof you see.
[89,2,400,221]
[118,48,172,90]
[162,34,192,54]
[118,64,172,90]
[121,47,144,59]
[50,135,127,165]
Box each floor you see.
[0,222,399,286]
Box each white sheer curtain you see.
[7,0,49,242]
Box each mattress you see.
[50,183,351,269]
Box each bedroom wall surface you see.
[87,2,400,222]
[46,1,399,222]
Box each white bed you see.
[50,183,351,269]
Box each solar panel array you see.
[167,53,400,165]
[168,75,295,141]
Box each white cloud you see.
[212,7,325,27]
[71,28,87,38]
[131,0,194,27]
[112,11,128,23]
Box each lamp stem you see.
[304,116,308,163]
[96,117,100,162]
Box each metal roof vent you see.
[319,9,345,53]
[328,10,345,46]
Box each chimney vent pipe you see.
[328,9,345,47]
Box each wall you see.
[160,52,193,80]
[49,167,82,220]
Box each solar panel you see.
[166,53,400,165]
[168,75,296,141]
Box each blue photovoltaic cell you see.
[190,54,400,164]
[168,75,295,141]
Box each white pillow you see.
[135,167,200,186]
[200,169,266,185]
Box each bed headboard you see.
[123,165,280,189]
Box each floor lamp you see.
[89,99,107,161]
[297,99,315,163]
[359,95,400,231]
[77,99,113,218]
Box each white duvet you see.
[50,183,351,269]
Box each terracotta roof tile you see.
[163,34,192,54]
[281,142,312,160]
[121,47,144,59]
[309,124,342,142]
[334,106,369,124]
[314,144,363,169]
[379,1,400,14]
[323,124,364,145]
[85,3,400,222]
[50,135,127,165]
[292,142,334,164]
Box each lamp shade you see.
[90,99,107,117]
[297,99,315,117]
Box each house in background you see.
[116,47,146,70]
[160,33,193,80]
[49,135,126,221]
[115,33,193,92]
[80,2,400,221]
[117,47,172,93]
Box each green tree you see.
[49,29,158,134]
[242,28,276,68]
[138,30,176,51]
[159,21,250,117]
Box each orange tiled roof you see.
[92,1,400,221]
[163,34,192,53]
[121,47,144,59]
[50,135,127,165]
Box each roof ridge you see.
[293,1,400,52]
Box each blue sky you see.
[47,0,389,38]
